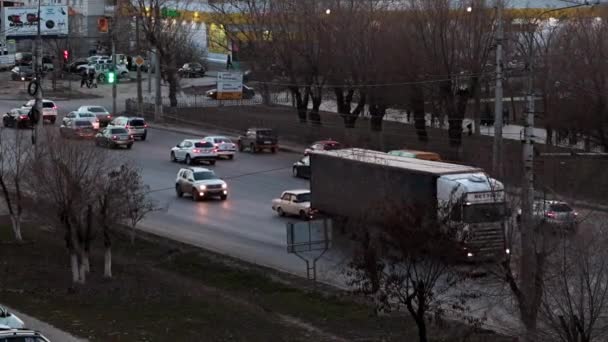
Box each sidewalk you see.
[1,305,87,342]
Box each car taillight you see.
[546,211,556,218]
[192,149,200,153]
[108,115,112,119]
[112,135,118,140]
[52,106,57,110]
[213,148,218,152]
[130,135,134,139]
[19,115,28,119]
[125,125,131,129]
[144,124,148,128]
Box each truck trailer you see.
[309,148,509,259]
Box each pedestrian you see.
[88,69,95,88]
[91,71,98,88]
[80,70,87,88]
[467,123,473,136]
[226,54,232,70]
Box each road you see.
[0,75,351,284]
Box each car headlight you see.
[221,183,227,189]
[199,185,207,190]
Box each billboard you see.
[4,6,69,38]
[216,72,243,100]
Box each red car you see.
[304,140,342,155]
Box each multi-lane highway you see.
[0,86,351,285]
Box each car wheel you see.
[271,147,277,154]
[141,134,147,141]
[293,167,299,178]
[191,190,200,202]
[209,160,216,166]
[277,207,285,217]
[170,152,177,162]
[127,144,133,149]
[228,155,234,160]
[299,210,309,220]
[175,184,183,198]
[220,194,227,201]
[250,143,256,153]
[185,154,192,165]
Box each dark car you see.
[59,119,96,139]
[206,85,255,100]
[11,65,34,81]
[292,156,310,179]
[304,140,342,155]
[2,108,32,128]
[237,128,278,153]
[95,127,134,149]
[178,62,206,78]
[65,59,89,73]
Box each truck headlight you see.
[199,185,207,190]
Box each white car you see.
[272,189,313,220]
[77,105,112,127]
[171,139,218,165]
[21,99,57,124]
[202,136,237,159]
[175,167,228,201]
[63,111,100,130]
[0,306,24,329]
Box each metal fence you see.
[139,91,292,108]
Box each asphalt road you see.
[0,78,351,284]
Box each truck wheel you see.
[185,154,192,165]
[277,207,285,217]
[299,210,309,220]
[175,185,183,198]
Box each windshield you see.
[194,142,213,148]
[463,203,506,223]
[79,113,95,118]
[110,128,128,134]
[130,119,145,126]
[295,193,311,203]
[42,102,55,108]
[193,171,217,181]
[88,107,107,113]
[257,130,275,138]
[549,203,573,212]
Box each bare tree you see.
[347,202,474,342]
[0,128,32,242]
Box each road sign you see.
[216,72,243,100]
[134,55,145,67]
[286,219,332,254]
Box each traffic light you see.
[98,17,109,33]
[63,50,69,62]
[107,71,115,84]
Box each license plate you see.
[264,141,271,144]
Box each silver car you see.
[202,136,237,159]
[108,116,148,140]
[517,200,578,230]
[175,167,228,201]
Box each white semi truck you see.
[309,148,509,259]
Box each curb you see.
[147,122,304,154]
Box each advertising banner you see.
[4,6,69,38]
[217,72,243,100]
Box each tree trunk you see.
[261,82,271,106]
[70,252,80,283]
[104,247,112,278]
[78,251,87,284]
[82,252,90,274]
[410,85,428,142]
[309,93,322,126]
[369,103,387,132]
[290,87,309,123]
[9,215,23,242]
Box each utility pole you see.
[33,0,43,148]
[111,11,117,116]
[148,50,152,94]
[153,5,162,121]
[492,0,504,178]
[135,15,143,115]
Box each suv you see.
[517,200,578,230]
[21,99,57,124]
[0,328,50,341]
[175,167,228,201]
[108,116,147,140]
[178,63,206,78]
[171,139,217,165]
[237,128,278,153]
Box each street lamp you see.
[325,8,331,15]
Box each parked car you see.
[178,62,206,78]
[271,189,313,220]
[292,156,311,179]
[60,119,96,139]
[63,111,100,130]
[0,306,24,329]
[171,139,217,165]
[202,136,237,159]
[77,105,112,127]
[175,167,228,201]
[2,108,32,128]
[65,58,89,73]
[21,99,57,124]
[388,149,442,161]
[94,127,134,149]
[206,85,255,100]
[517,200,578,230]
[0,328,50,341]
[10,65,34,81]
[237,128,278,153]
[107,116,147,140]
[304,140,342,155]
